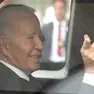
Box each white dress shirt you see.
[0,60,29,81]
[50,19,67,62]
[43,6,55,24]
[83,73,94,86]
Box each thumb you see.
[82,34,91,50]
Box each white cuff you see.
[83,73,94,86]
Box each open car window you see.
[12,0,74,79]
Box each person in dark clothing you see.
[0,4,44,93]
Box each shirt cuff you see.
[83,73,94,86]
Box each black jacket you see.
[0,63,44,94]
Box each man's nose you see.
[34,36,43,50]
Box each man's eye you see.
[28,36,34,40]
[39,35,45,41]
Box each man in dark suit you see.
[41,0,67,63]
[0,4,44,93]
[41,0,68,70]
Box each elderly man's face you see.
[8,15,43,72]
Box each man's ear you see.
[0,36,9,56]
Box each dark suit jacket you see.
[0,63,43,93]
[41,23,53,62]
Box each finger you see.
[84,50,88,56]
[88,52,94,61]
[84,43,94,56]
[91,42,94,47]
[82,34,91,50]
[93,56,94,61]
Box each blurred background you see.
[11,0,71,26]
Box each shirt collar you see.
[53,18,64,25]
[0,60,29,81]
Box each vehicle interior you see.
[11,0,94,93]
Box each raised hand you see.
[80,34,94,74]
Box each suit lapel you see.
[48,23,53,60]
